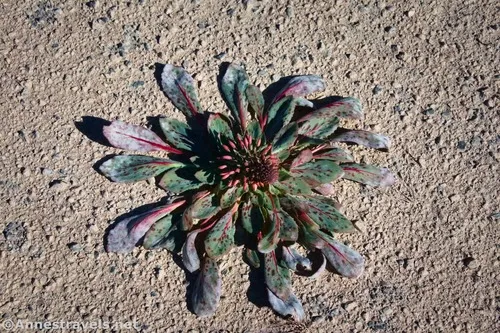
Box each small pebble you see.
[462,257,478,268]
[343,301,358,312]
[484,99,495,108]
[372,85,383,95]
[68,242,83,252]
[214,52,226,60]
[49,180,69,192]
[457,141,466,150]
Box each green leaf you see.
[265,96,296,140]
[341,163,396,187]
[191,193,220,220]
[264,251,305,321]
[272,123,298,154]
[253,190,273,210]
[279,210,299,242]
[243,247,261,268]
[161,64,202,118]
[205,209,236,258]
[291,149,313,168]
[182,230,201,272]
[258,209,280,253]
[302,97,363,121]
[331,129,391,151]
[246,84,264,119]
[240,200,263,235]
[142,214,174,249]
[207,112,234,141]
[158,168,203,193]
[220,186,243,209]
[271,75,325,105]
[274,178,312,195]
[313,147,354,163]
[194,169,216,185]
[298,116,339,139]
[247,119,263,142]
[220,64,250,131]
[158,117,196,151]
[291,160,344,187]
[318,231,364,278]
[192,257,221,317]
[100,155,181,183]
[302,196,355,233]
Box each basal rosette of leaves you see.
[98,63,395,321]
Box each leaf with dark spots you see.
[272,123,298,154]
[301,196,355,233]
[143,214,174,249]
[265,96,296,140]
[258,209,280,253]
[161,64,203,118]
[191,192,220,220]
[246,84,264,119]
[264,251,305,321]
[291,159,344,187]
[159,117,197,152]
[302,97,363,121]
[341,163,396,187]
[106,200,185,253]
[318,231,364,278]
[274,177,312,195]
[247,119,264,141]
[158,168,203,193]
[220,186,243,209]
[279,210,299,242]
[243,247,261,268]
[271,75,325,105]
[103,120,182,154]
[205,209,236,258]
[291,149,313,168]
[220,64,250,131]
[313,147,354,163]
[331,129,391,151]
[207,112,234,141]
[192,257,221,317]
[182,230,201,273]
[298,116,339,139]
[241,200,263,235]
[100,155,181,183]
[279,246,311,271]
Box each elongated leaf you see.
[302,196,355,233]
[258,209,280,253]
[106,200,185,253]
[291,149,313,168]
[341,163,396,187]
[143,214,174,249]
[243,247,261,268]
[319,232,364,278]
[291,160,344,187]
[274,177,312,195]
[159,168,203,193]
[220,186,243,209]
[191,193,220,220]
[298,117,339,139]
[271,75,325,104]
[241,200,263,234]
[103,120,182,154]
[221,64,249,131]
[207,113,234,141]
[247,119,264,141]
[192,257,221,317]
[100,155,180,183]
[302,97,363,121]
[161,64,202,118]
[279,210,299,242]
[280,246,311,271]
[314,183,336,196]
[159,118,196,151]
[331,130,391,151]
[205,209,236,258]
[246,84,264,119]
[183,230,201,273]
[264,251,305,321]
[313,147,354,163]
[272,123,298,154]
[265,96,296,140]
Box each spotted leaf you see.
[161,64,202,118]
[221,64,249,131]
[291,160,344,187]
[341,163,396,187]
[331,129,391,151]
[205,208,236,258]
[192,257,221,317]
[313,147,354,163]
[100,155,181,183]
[182,230,201,273]
[159,117,197,152]
[159,168,203,193]
[271,75,325,104]
[265,96,296,140]
[301,196,355,233]
[303,97,363,120]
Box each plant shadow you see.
[75,116,111,146]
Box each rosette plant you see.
[98,63,394,320]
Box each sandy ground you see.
[0,0,498,332]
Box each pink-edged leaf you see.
[161,64,202,118]
[143,214,174,249]
[103,120,182,154]
[265,96,296,140]
[291,149,313,168]
[106,200,185,253]
[314,183,336,196]
[319,231,364,278]
[313,147,354,163]
[271,75,325,104]
[341,163,396,187]
[221,64,249,131]
[192,256,221,317]
[264,251,305,321]
[301,97,363,121]
[204,208,236,258]
[331,129,391,151]
[99,155,181,183]
[298,116,339,139]
[182,230,201,273]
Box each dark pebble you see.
[86,1,96,8]
[423,108,435,115]
[368,321,388,330]
[131,81,144,88]
[457,141,466,150]
[214,52,226,60]
[372,85,383,95]
[2,222,27,252]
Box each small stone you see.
[257,69,267,76]
[406,10,415,17]
[86,1,98,8]
[49,180,69,192]
[449,194,461,202]
[484,99,495,108]
[384,26,395,33]
[285,6,293,17]
[423,108,435,115]
[372,85,383,95]
[2,222,27,252]
[68,242,83,252]
[382,307,393,316]
[131,81,144,88]
[462,257,478,268]
[107,6,118,19]
[457,141,466,150]
[42,168,54,176]
[214,52,226,60]
[343,301,358,312]
[21,167,31,176]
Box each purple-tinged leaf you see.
[314,183,335,196]
[207,112,234,141]
[291,149,313,168]
[341,163,396,187]
[258,209,280,254]
[264,251,305,321]
[158,168,203,193]
[183,230,201,273]
[103,120,182,154]
[319,232,364,278]
[243,247,261,268]
[279,210,298,242]
[221,64,249,131]
[272,123,298,154]
[274,177,312,196]
[280,246,311,271]
[291,160,344,187]
[295,97,314,108]
[106,200,185,253]
[313,147,354,163]
[192,257,221,317]
[246,84,264,120]
[301,196,355,233]
[271,75,325,104]
[205,208,236,258]
[143,214,175,250]
[99,155,181,183]
[331,129,391,151]
[161,64,202,118]
[240,200,263,235]
[159,117,196,152]
[298,116,339,139]
[302,97,363,121]
[191,193,220,220]
[265,96,296,140]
